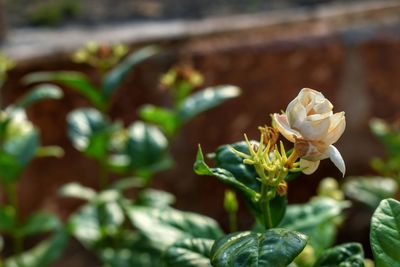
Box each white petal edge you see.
[300,159,320,175]
[325,112,346,145]
[328,145,346,177]
[273,113,301,143]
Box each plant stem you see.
[99,159,109,190]
[228,210,238,233]
[4,182,23,255]
[260,184,273,230]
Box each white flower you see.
[273,88,346,176]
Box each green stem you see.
[99,159,109,190]
[260,184,273,230]
[228,210,238,233]
[4,183,23,255]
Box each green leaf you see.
[343,176,397,209]
[177,85,240,123]
[0,206,16,232]
[279,197,350,256]
[5,230,68,267]
[100,245,162,267]
[138,105,178,137]
[15,84,63,108]
[194,145,259,204]
[124,121,169,172]
[313,243,365,267]
[163,238,213,267]
[102,46,159,98]
[0,152,21,183]
[210,228,307,267]
[126,206,223,251]
[69,200,124,248]
[20,212,61,237]
[214,142,260,192]
[59,182,96,201]
[67,108,111,160]
[23,71,105,110]
[370,198,400,267]
[135,189,176,208]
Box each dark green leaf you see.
[20,212,61,237]
[135,189,176,208]
[138,105,178,136]
[0,152,21,183]
[313,243,365,267]
[126,206,223,251]
[163,238,213,267]
[177,85,240,123]
[279,197,350,255]
[67,108,111,159]
[210,229,307,267]
[124,121,168,172]
[5,230,68,267]
[370,198,400,267]
[59,182,96,201]
[15,84,63,108]
[343,176,397,209]
[23,71,105,110]
[102,46,159,98]
[214,142,260,192]
[194,145,259,204]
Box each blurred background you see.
[1,0,400,265]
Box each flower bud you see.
[276,181,288,196]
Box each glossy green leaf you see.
[0,206,15,232]
[210,228,307,267]
[313,243,365,267]
[194,145,259,204]
[20,212,61,237]
[67,108,111,159]
[5,230,68,267]
[102,46,159,98]
[69,200,124,248]
[177,85,240,123]
[124,121,168,172]
[135,188,176,208]
[279,197,350,255]
[138,104,178,136]
[126,206,223,251]
[370,198,400,267]
[23,71,105,110]
[16,84,63,108]
[343,176,397,209]
[163,238,213,267]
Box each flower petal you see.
[296,116,331,141]
[325,112,346,145]
[328,145,346,177]
[300,159,320,175]
[286,98,307,129]
[273,113,301,143]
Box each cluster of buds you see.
[72,42,128,71]
[160,63,204,92]
[231,127,301,197]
